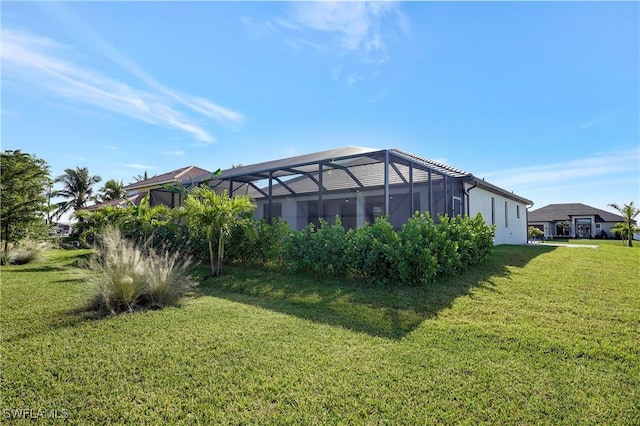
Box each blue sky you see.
[2,1,638,216]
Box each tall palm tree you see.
[52,167,102,219]
[608,201,639,247]
[133,171,148,183]
[97,179,125,202]
[183,187,254,277]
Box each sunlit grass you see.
[1,243,638,424]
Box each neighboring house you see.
[85,166,210,211]
[155,147,532,245]
[50,221,73,236]
[527,203,625,239]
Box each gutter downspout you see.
[526,202,535,242]
[464,179,478,216]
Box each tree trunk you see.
[208,238,215,275]
[216,231,225,277]
[3,221,10,253]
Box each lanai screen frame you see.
[149,147,475,225]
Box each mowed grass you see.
[1,242,639,424]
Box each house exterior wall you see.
[127,184,160,197]
[466,184,528,245]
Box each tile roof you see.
[528,203,625,223]
[84,192,148,211]
[124,166,211,191]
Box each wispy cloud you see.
[282,2,408,57]
[121,163,157,171]
[161,150,185,157]
[1,28,244,143]
[101,145,119,151]
[479,148,640,190]
[579,116,605,129]
[91,38,245,129]
[250,2,410,84]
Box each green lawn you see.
[1,243,639,424]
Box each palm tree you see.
[183,187,254,277]
[608,201,639,247]
[97,179,125,202]
[52,167,102,219]
[133,171,148,183]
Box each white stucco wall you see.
[467,185,529,245]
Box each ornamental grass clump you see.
[86,226,197,314]
[0,239,51,265]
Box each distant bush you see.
[86,226,198,314]
[1,239,51,265]
[528,226,544,241]
[594,230,608,239]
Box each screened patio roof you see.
[155,146,532,206]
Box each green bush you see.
[86,226,198,314]
[345,217,400,285]
[283,217,352,277]
[282,213,495,286]
[397,213,440,285]
[227,218,291,267]
[283,222,320,275]
[75,205,209,263]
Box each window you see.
[263,203,282,220]
[453,196,462,216]
[491,197,495,225]
[516,205,520,219]
[505,201,508,227]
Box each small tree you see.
[183,187,254,277]
[557,220,570,237]
[1,150,51,252]
[608,202,639,248]
[528,226,544,243]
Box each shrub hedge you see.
[76,203,495,287]
[283,212,495,286]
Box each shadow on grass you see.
[201,244,556,340]
[6,265,65,273]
